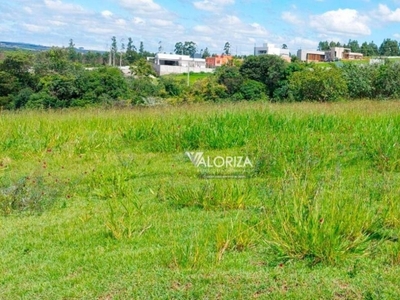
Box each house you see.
[297,47,363,62]
[297,49,326,62]
[254,43,290,58]
[325,47,363,61]
[205,55,233,68]
[148,53,214,76]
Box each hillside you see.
[0,41,102,54]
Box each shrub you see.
[240,55,287,98]
[189,76,227,102]
[239,79,268,101]
[288,66,348,102]
[75,67,128,102]
[25,91,58,109]
[10,88,34,109]
[215,65,244,95]
[374,61,400,99]
[159,76,186,97]
[342,63,378,99]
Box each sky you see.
[1,0,400,55]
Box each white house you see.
[149,53,214,76]
[297,47,363,62]
[254,43,290,58]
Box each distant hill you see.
[0,41,103,53]
[0,41,50,51]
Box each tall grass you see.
[2,101,400,298]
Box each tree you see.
[0,71,19,97]
[379,39,400,56]
[68,39,78,62]
[119,39,125,66]
[239,55,287,98]
[368,41,379,56]
[374,61,400,98]
[158,41,163,53]
[111,36,118,66]
[139,41,144,56]
[360,41,379,57]
[317,41,330,51]
[1,52,35,90]
[33,47,70,75]
[342,63,377,98]
[329,41,337,48]
[1,52,33,78]
[288,66,348,102]
[347,39,360,53]
[126,38,138,64]
[215,65,244,95]
[202,47,210,58]
[130,58,156,77]
[184,41,197,57]
[174,41,197,56]
[282,44,288,49]
[224,42,231,55]
[174,42,184,55]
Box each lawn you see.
[162,72,213,85]
[1,100,400,299]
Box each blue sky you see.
[1,0,400,55]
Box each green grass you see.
[163,72,213,85]
[1,101,400,299]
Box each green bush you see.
[25,91,58,109]
[342,63,378,99]
[288,66,348,102]
[374,61,400,99]
[75,67,128,102]
[239,79,267,101]
[10,88,34,109]
[159,76,185,97]
[240,55,287,98]
[215,65,244,95]
[189,76,227,102]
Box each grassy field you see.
[1,100,400,299]
[163,72,213,85]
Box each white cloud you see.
[150,19,174,27]
[23,6,33,14]
[193,25,213,34]
[43,0,86,14]
[376,4,400,22]
[281,11,303,25]
[193,0,234,12]
[189,14,269,54]
[101,10,113,18]
[23,23,50,33]
[309,9,371,36]
[132,17,145,24]
[119,0,163,13]
[48,20,67,26]
[219,15,242,26]
[289,37,319,50]
[116,19,127,26]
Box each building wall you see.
[153,65,214,76]
[254,43,283,56]
[205,55,233,68]
[297,49,325,62]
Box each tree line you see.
[318,38,400,57]
[1,42,400,109]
